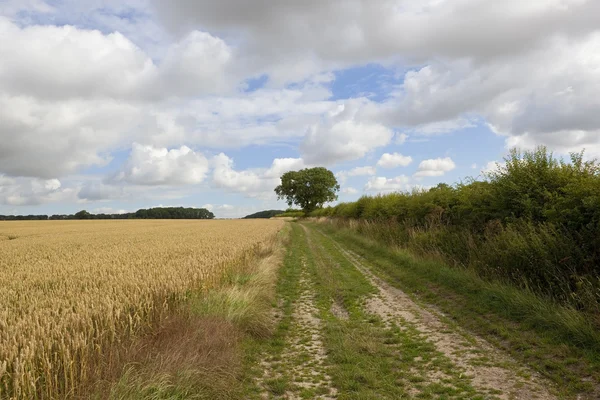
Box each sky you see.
[1,0,599,218]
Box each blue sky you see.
[0,1,599,217]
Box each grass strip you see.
[311,221,600,398]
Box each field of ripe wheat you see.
[0,219,284,399]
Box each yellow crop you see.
[0,219,284,399]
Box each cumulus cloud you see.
[301,102,393,165]
[414,157,456,177]
[212,154,305,197]
[155,0,600,71]
[341,187,358,195]
[336,166,377,184]
[481,161,507,176]
[364,175,411,192]
[0,17,157,100]
[111,143,209,186]
[160,30,234,95]
[0,177,74,206]
[377,152,413,168]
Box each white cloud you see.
[212,154,305,198]
[160,30,234,95]
[111,143,209,186]
[365,175,411,192]
[414,157,456,177]
[481,161,507,176]
[301,102,393,165]
[348,166,377,176]
[0,177,75,206]
[379,33,600,156]
[336,166,376,184]
[377,152,413,168]
[155,0,600,74]
[395,133,408,145]
[410,118,477,135]
[0,17,157,100]
[341,187,358,195]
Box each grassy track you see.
[246,222,560,399]
[309,220,600,399]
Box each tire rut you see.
[257,259,336,399]
[330,237,557,400]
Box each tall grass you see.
[311,147,600,313]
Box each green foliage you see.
[275,167,340,213]
[133,207,214,219]
[74,210,92,220]
[313,147,600,311]
[242,210,285,219]
[51,207,215,220]
[275,210,305,218]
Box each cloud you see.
[341,187,358,195]
[377,152,413,168]
[0,17,157,100]
[395,133,408,145]
[0,176,75,206]
[409,118,477,136]
[414,157,456,177]
[336,165,376,184]
[160,30,234,95]
[3,0,600,216]
[301,102,393,165]
[154,0,600,73]
[364,175,411,192]
[111,143,209,186]
[481,161,507,176]
[347,166,377,176]
[78,182,124,201]
[212,154,305,197]
[379,32,600,156]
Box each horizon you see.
[1,1,599,218]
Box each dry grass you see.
[0,219,284,399]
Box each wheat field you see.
[0,219,284,399]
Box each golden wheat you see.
[0,219,284,399]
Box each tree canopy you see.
[242,210,285,219]
[275,167,340,213]
[0,207,215,221]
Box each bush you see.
[311,147,600,311]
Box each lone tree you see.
[275,167,340,213]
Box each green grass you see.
[302,225,487,399]
[240,223,305,399]
[243,222,491,398]
[311,221,600,398]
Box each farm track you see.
[252,222,558,399]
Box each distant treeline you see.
[242,210,285,219]
[0,207,215,221]
[312,147,600,312]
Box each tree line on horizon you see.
[0,207,215,221]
